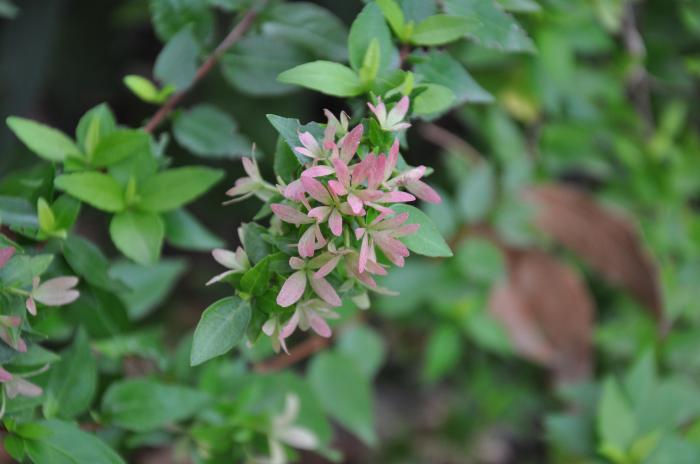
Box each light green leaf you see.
[496,0,541,13]
[376,0,406,39]
[262,2,348,62]
[222,35,309,96]
[443,0,535,52]
[90,129,151,167]
[391,204,453,257]
[75,103,116,153]
[0,196,37,229]
[173,104,251,159]
[6,117,79,162]
[109,210,164,265]
[24,419,125,464]
[413,50,493,104]
[278,61,364,97]
[110,258,187,320]
[337,327,386,378]
[423,325,461,382]
[37,198,56,234]
[0,254,53,287]
[163,208,224,251]
[411,14,479,45]
[308,352,375,445]
[154,26,200,90]
[123,75,173,104]
[54,172,125,212]
[359,39,381,84]
[413,83,456,115]
[190,296,251,366]
[457,163,494,222]
[138,167,223,212]
[455,238,504,284]
[43,329,97,419]
[101,379,209,431]
[598,377,637,455]
[348,3,397,74]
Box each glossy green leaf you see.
[54,172,125,212]
[138,166,223,212]
[6,117,79,162]
[278,61,364,97]
[109,210,164,265]
[190,296,251,365]
[391,204,453,257]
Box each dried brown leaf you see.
[524,184,663,324]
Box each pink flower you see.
[225,157,275,204]
[276,257,341,308]
[324,109,350,136]
[302,176,353,237]
[355,212,419,273]
[262,316,289,354]
[0,366,12,382]
[280,299,340,343]
[368,96,411,132]
[271,204,315,225]
[206,247,250,285]
[0,247,15,269]
[3,375,43,399]
[294,132,326,160]
[26,276,80,316]
[388,166,442,204]
[0,315,25,353]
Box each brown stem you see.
[253,336,329,373]
[418,122,483,164]
[143,3,264,134]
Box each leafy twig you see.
[144,3,265,133]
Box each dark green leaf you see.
[63,235,129,292]
[149,0,214,43]
[154,26,200,90]
[43,329,97,419]
[163,208,224,251]
[173,104,251,158]
[102,379,209,431]
[456,162,494,222]
[90,129,151,167]
[266,114,325,164]
[240,255,271,296]
[190,296,251,366]
[240,222,271,264]
[0,196,37,228]
[413,50,493,104]
[411,14,480,45]
[273,136,300,183]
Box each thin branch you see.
[418,123,484,164]
[143,3,264,134]
[254,336,329,373]
[621,2,653,136]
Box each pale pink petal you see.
[302,165,335,178]
[298,227,317,258]
[309,276,341,307]
[206,270,236,286]
[241,157,259,178]
[339,125,364,163]
[387,96,410,126]
[25,297,36,316]
[347,194,364,214]
[271,204,314,225]
[308,206,331,223]
[0,248,15,269]
[314,255,342,278]
[212,249,238,268]
[328,180,347,196]
[289,257,306,270]
[328,209,343,236]
[276,271,307,307]
[368,99,387,124]
[278,426,320,450]
[280,310,300,338]
[387,138,400,178]
[298,132,320,153]
[5,378,42,399]
[0,366,12,382]
[331,158,351,187]
[358,234,370,274]
[301,176,331,204]
[226,178,256,198]
[394,223,420,237]
[294,147,315,159]
[391,122,411,131]
[308,311,332,338]
[407,179,442,204]
[284,180,306,202]
[380,191,415,203]
[262,319,277,336]
[375,212,409,230]
[323,122,337,149]
[0,316,20,328]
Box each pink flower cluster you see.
[223,97,441,352]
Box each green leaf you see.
[24,419,125,464]
[240,222,271,264]
[413,83,456,115]
[337,326,386,378]
[359,39,381,84]
[411,14,480,45]
[278,61,364,97]
[597,377,637,455]
[110,258,187,320]
[54,172,125,212]
[376,0,406,39]
[163,208,224,251]
[413,50,493,104]
[266,114,325,164]
[76,103,116,153]
[456,163,495,222]
[8,344,60,367]
[173,104,251,159]
[154,26,200,91]
[240,255,271,296]
[222,35,309,96]
[443,0,535,52]
[455,238,504,284]
[348,3,397,75]
[109,210,164,265]
[51,195,81,231]
[123,75,172,104]
[0,0,18,19]
[138,166,223,212]
[391,204,453,257]
[190,296,251,366]
[66,286,130,338]
[63,235,128,292]
[0,196,37,228]
[43,329,97,419]
[496,0,541,13]
[90,129,151,167]
[0,254,53,287]
[273,136,300,183]
[423,325,461,382]
[149,0,214,43]
[37,197,56,234]
[262,2,348,62]
[6,117,80,162]
[102,379,209,431]
[308,352,375,445]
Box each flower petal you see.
[309,275,341,307]
[301,176,331,204]
[276,271,307,307]
[271,204,314,225]
[328,208,343,236]
[307,311,332,338]
[280,309,301,338]
[0,247,16,269]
